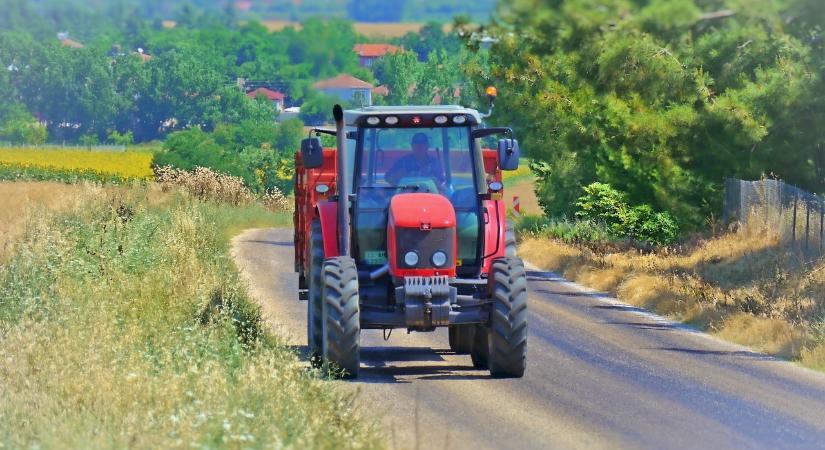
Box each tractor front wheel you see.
[487,257,528,378]
[321,256,361,378]
[448,325,474,354]
[307,220,324,362]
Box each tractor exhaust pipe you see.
[333,104,350,257]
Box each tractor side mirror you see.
[498,138,520,171]
[300,137,323,169]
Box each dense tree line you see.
[13,0,495,26]
[0,11,373,143]
[472,0,825,229]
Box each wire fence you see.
[723,178,825,256]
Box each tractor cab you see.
[294,103,527,379]
[347,106,487,279]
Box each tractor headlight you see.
[431,250,448,267]
[404,251,419,267]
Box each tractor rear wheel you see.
[487,257,528,378]
[470,325,489,369]
[321,256,361,378]
[307,220,324,362]
[448,325,474,354]
[505,219,518,257]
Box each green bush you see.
[517,215,612,245]
[107,130,134,146]
[575,182,678,246]
[0,106,47,145]
[155,119,303,195]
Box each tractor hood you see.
[387,193,457,278]
[389,193,455,229]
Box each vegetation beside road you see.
[518,222,825,371]
[0,183,379,448]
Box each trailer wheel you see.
[307,220,324,362]
[321,256,361,378]
[448,325,474,354]
[487,257,528,378]
[505,219,518,257]
[470,325,489,369]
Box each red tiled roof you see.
[353,44,401,58]
[134,52,152,62]
[247,87,285,101]
[372,85,389,96]
[61,38,84,49]
[313,74,374,90]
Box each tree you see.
[472,0,825,229]
[0,106,47,145]
[372,51,421,104]
[300,91,341,125]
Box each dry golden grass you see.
[520,225,825,370]
[0,182,100,260]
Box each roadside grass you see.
[0,182,99,261]
[518,218,825,370]
[0,147,154,182]
[0,183,380,449]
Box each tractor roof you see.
[344,105,483,127]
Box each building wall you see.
[319,88,372,106]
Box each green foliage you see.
[78,134,99,148]
[373,46,482,105]
[517,215,613,245]
[300,92,345,125]
[0,163,136,184]
[575,182,678,246]
[474,0,825,230]
[107,130,134,146]
[0,107,47,145]
[156,118,304,194]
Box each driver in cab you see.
[385,132,446,192]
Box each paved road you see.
[233,228,825,450]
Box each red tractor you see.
[294,102,527,378]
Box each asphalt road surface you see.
[232,228,825,450]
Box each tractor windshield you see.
[354,126,482,270]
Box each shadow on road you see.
[241,239,294,247]
[525,271,566,282]
[606,321,680,331]
[357,346,489,384]
[654,346,775,360]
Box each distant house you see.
[247,87,286,112]
[57,32,84,49]
[313,74,374,106]
[353,44,401,68]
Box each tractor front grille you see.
[395,227,454,270]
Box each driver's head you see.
[411,133,429,159]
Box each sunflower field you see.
[0,148,154,182]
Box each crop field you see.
[0,148,154,181]
[260,20,452,37]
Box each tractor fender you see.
[316,200,340,258]
[481,200,508,274]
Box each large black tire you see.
[487,257,528,378]
[307,220,324,361]
[321,256,361,378]
[448,325,474,354]
[505,219,518,257]
[470,325,489,369]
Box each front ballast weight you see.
[396,276,456,331]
